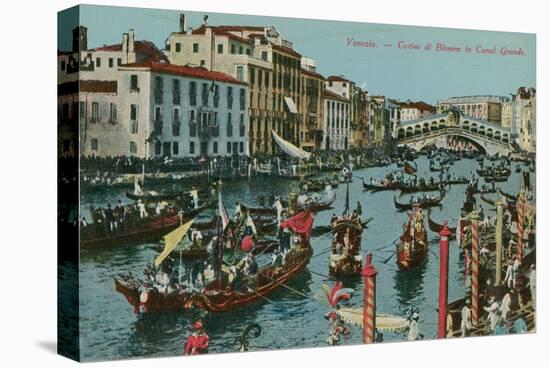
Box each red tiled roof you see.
[398,101,436,113]
[214,25,265,32]
[327,75,350,83]
[271,43,301,58]
[93,40,168,63]
[301,68,325,80]
[324,90,349,102]
[122,61,247,85]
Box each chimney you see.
[179,14,186,33]
[72,26,88,52]
[122,32,129,56]
[128,29,135,53]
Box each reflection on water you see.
[78,156,533,361]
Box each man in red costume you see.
[183,320,209,355]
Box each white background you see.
[0,0,546,365]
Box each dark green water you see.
[77,156,530,361]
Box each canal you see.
[77,156,531,361]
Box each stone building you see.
[322,90,350,151]
[437,95,507,123]
[399,101,436,121]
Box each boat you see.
[499,188,518,202]
[476,167,511,178]
[328,217,364,276]
[362,179,402,191]
[81,200,213,249]
[312,217,372,236]
[427,210,456,236]
[483,175,508,183]
[396,205,428,270]
[429,162,448,172]
[399,181,447,193]
[125,190,186,202]
[298,189,337,213]
[393,190,446,211]
[184,211,315,312]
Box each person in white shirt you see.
[500,290,513,321]
[138,199,148,219]
[461,299,472,337]
[512,256,521,288]
[407,313,421,341]
[484,296,500,332]
[504,261,514,289]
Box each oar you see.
[383,252,396,264]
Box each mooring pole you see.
[438,222,451,338]
[495,198,504,285]
[362,253,378,344]
[470,210,480,325]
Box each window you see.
[117,58,122,66]
[108,58,113,68]
[189,81,197,106]
[60,60,66,71]
[189,110,197,137]
[172,79,180,105]
[91,138,98,151]
[163,142,171,157]
[265,72,269,88]
[129,141,137,155]
[190,141,195,154]
[95,57,101,67]
[227,86,233,109]
[91,102,99,122]
[172,142,179,155]
[154,141,161,155]
[217,44,223,54]
[230,44,236,54]
[239,142,244,153]
[201,83,209,106]
[239,114,246,137]
[193,43,199,53]
[261,51,268,61]
[175,42,181,52]
[236,66,244,81]
[131,121,139,134]
[154,76,163,104]
[154,106,163,133]
[200,60,206,67]
[79,101,86,119]
[109,103,117,123]
[61,103,69,121]
[227,142,232,154]
[130,75,139,91]
[239,46,243,54]
[227,113,233,137]
[249,67,255,85]
[213,141,218,154]
[172,108,180,136]
[213,85,220,108]
[239,88,246,110]
[130,104,138,121]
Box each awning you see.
[284,97,298,114]
[271,130,311,160]
[154,219,194,267]
[336,307,409,333]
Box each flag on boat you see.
[404,161,417,176]
[280,210,314,242]
[240,235,255,252]
[322,282,354,307]
[218,190,229,230]
[154,219,194,267]
[271,130,311,160]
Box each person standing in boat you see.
[183,321,209,355]
[137,199,148,219]
[354,201,362,217]
[461,299,472,337]
[189,226,203,248]
[190,187,199,209]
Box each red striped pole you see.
[517,191,525,260]
[470,211,480,325]
[362,253,378,344]
[438,222,451,338]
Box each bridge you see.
[395,108,515,155]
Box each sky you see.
[58,5,536,104]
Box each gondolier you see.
[183,321,209,355]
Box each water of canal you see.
[77,156,531,361]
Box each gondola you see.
[299,191,337,212]
[499,188,518,202]
[362,179,402,192]
[125,190,185,202]
[81,200,214,249]
[399,182,447,193]
[114,275,192,314]
[483,175,508,183]
[312,217,372,236]
[393,190,446,211]
[396,205,428,271]
[328,217,364,276]
[476,167,511,178]
[427,210,456,236]
[184,211,315,313]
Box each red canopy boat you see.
[396,205,428,271]
[328,217,364,276]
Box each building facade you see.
[118,62,250,158]
[437,95,507,123]
[165,16,318,155]
[399,101,436,121]
[322,90,350,150]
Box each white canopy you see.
[284,97,298,113]
[336,307,409,333]
[271,130,311,160]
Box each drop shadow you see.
[36,340,57,354]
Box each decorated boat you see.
[393,190,446,211]
[329,217,364,276]
[185,211,315,312]
[81,199,213,250]
[396,205,428,270]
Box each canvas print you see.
[57,5,536,362]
